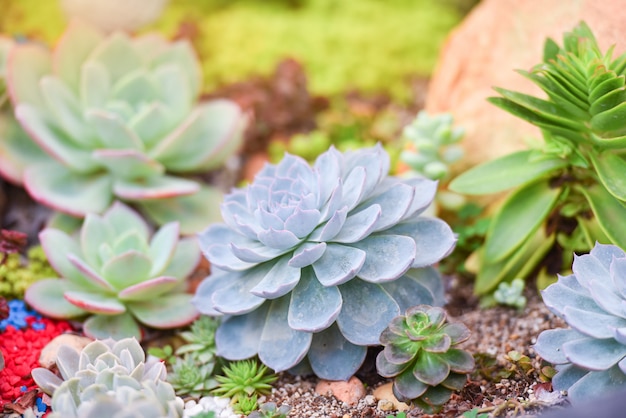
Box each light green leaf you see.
[484,180,561,262]
[589,150,626,201]
[449,150,566,195]
[579,184,626,250]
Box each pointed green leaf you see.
[449,150,566,195]
[579,184,626,250]
[589,151,626,201]
[591,101,626,137]
[484,180,561,262]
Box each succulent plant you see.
[534,243,626,403]
[400,111,464,182]
[212,359,277,401]
[193,144,455,380]
[175,315,220,364]
[1,20,246,233]
[492,278,527,310]
[248,402,291,418]
[168,355,218,398]
[376,305,474,413]
[24,201,200,340]
[32,337,184,418]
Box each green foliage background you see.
[0,0,461,102]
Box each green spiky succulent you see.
[167,355,218,398]
[376,305,474,413]
[175,315,220,364]
[213,359,277,402]
[450,21,626,295]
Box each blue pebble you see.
[0,299,42,331]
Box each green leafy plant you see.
[0,20,246,233]
[491,278,527,310]
[376,305,474,413]
[248,402,291,418]
[168,355,219,398]
[32,337,184,418]
[234,394,259,415]
[175,315,220,364]
[449,21,626,295]
[24,201,200,340]
[213,359,277,402]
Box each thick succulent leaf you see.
[257,228,301,251]
[40,76,92,144]
[340,166,366,211]
[101,250,152,290]
[288,268,342,332]
[363,183,414,231]
[311,243,366,286]
[67,253,114,291]
[376,350,409,377]
[588,278,626,318]
[611,257,626,300]
[422,334,451,353]
[7,43,51,107]
[382,267,443,312]
[386,218,456,268]
[441,323,471,345]
[288,242,327,268]
[563,337,626,370]
[15,104,98,171]
[127,293,198,328]
[309,206,347,242]
[401,177,438,219]
[215,304,268,360]
[231,239,289,264]
[484,179,560,262]
[251,255,301,298]
[24,163,112,217]
[416,385,453,410]
[541,280,605,318]
[331,204,380,243]
[580,183,626,251]
[590,151,626,202]
[440,349,475,373]
[590,240,626,264]
[24,279,87,318]
[83,312,142,340]
[112,69,159,108]
[441,372,468,391]
[393,369,429,401]
[39,228,88,285]
[56,344,81,380]
[148,100,245,172]
[117,276,178,301]
[413,351,450,386]
[156,237,200,280]
[92,149,164,180]
[337,280,400,345]
[64,291,126,315]
[31,368,64,395]
[382,336,419,365]
[308,323,367,381]
[88,32,142,83]
[128,102,174,148]
[151,40,201,97]
[572,252,610,288]
[448,150,566,195]
[80,61,111,108]
[113,175,200,201]
[566,367,626,404]
[146,222,178,276]
[552,363,589,392]
[0,115,50,184]
[563,305,626,339]
[259,296,312,372]
[534,328,584,364]
[350,235,415,283]
[103,201,150,240]
[209,264,271,314]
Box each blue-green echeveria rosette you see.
[534,243,626,403]
[24,201,201,340]
[2,20,246,233]
[193,144,456,380]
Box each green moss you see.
[0,0,461,102]
[0,246,56,299]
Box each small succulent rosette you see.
[535,243,626,402]
[193,144,456,380]
[376,305,474,412]
[25,201,200,340]
[32,338,184,418]
[1,20,247,233]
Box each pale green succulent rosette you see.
[194,145,456,380]
[24,202,200,340]
[2,20,246,233]
[535,243,626,403]
[32,338,184,418]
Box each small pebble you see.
[183,395,238,418]
[315,376,366,406]
[39,334,93,368]
[372,382,410,412]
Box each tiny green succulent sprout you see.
[175,315,220,364]
[1,20,247,233]
[233,394,259,415]
[493,278,527,310]
[376,305,474,413]
[24,201,201,340]
[213,359,278,401]
[168,354,219,398]
[32,337,184,418]
[248,401,291,418]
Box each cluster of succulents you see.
[0,20,246,233]
[193,144,456,380]
[212,359,277,408]
[376,305,474,413]
[534,243,626,402]
[32,338,184,418]
[25,202,200,340]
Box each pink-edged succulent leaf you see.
[147,222,179,276]
[102,201,150,241]
[39,228,91,285]
[67,253,115,291]
[7,43,50,107]
[88,32,143,84]
[64,290,127,314]
[149,100,246,172]
[127,102,175,148]
[127,293,198,329]
[149,39,201,98]
[53,20,105,91]
[0,115,50,184]
[117,276,179,301]
[112,175,199,201]
[31,368,64,395]
[85,109,144,150]
[157,237,200,278]
[80,61,111,108]
[100,250,153,290]
[80,211,115,268]
[24,162,113,216]
[137,185,224,235]
[152,63,193,120]
[24,279,87,319]
[83,311,142,340]
[92,149,165,180]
